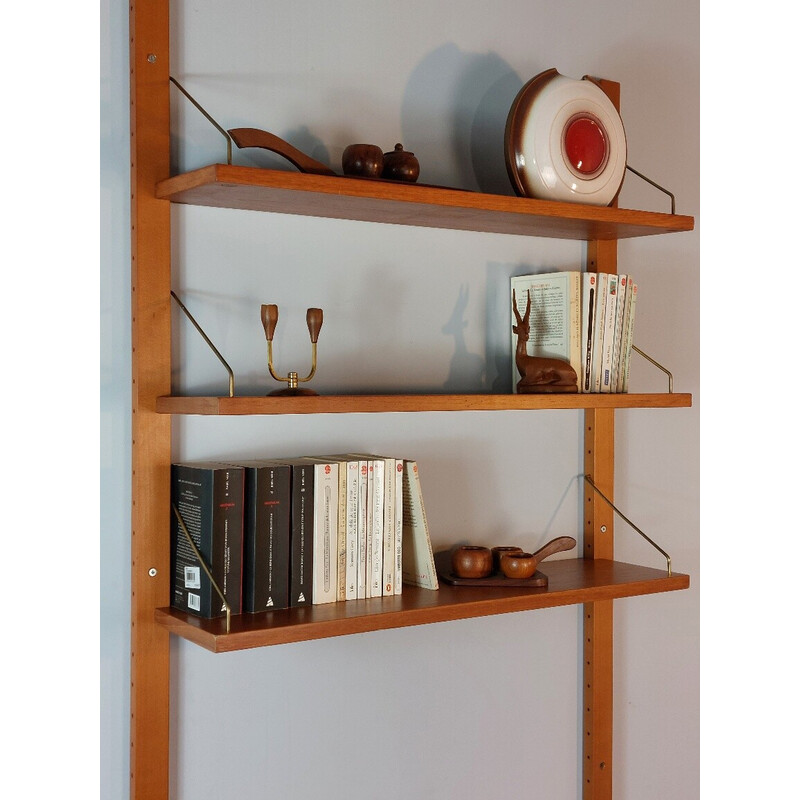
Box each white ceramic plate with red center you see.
[505,68,627,206]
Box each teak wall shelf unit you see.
[129,3,694,799]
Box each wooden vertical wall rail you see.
[583,405,615,800]
[130,2,172,799]
[582,76,620,800]
[584,241,618,799]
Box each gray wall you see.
[101,1,699,798]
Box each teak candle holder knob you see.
[261,303,323,396]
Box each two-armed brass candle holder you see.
[261,303,323,396]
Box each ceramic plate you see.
[505,68,627,206]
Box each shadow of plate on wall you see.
[399,44,526,194]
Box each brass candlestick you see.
[261,304,323,396]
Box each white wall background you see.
[101,1,701,798]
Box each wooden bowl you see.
[500,551,538,579]
[491,546,524,573]
[451,545,493,579]
[342,144,384,178]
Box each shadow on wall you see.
[399,43,525,194]
[441,284,486,393]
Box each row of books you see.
[170,455,438,620]
[510,270,638,393]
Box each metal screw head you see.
[148,568,158,577]
[147,53,157,63]
[600,525,607,533]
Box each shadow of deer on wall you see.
[442,284,486,392]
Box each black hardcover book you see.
[170,462,244,618]
[288,460,314,607]
[236,461,292,612]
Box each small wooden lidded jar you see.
[381,143,420,182]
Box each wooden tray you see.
[434,551,548,588]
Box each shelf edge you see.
[155,560,690,653]
[156,393,693,415]
[156,164,695,241]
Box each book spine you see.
[263,464,291,610]
[382,457,396,596]
[368,459,385,598]
[569,271,582,380]
[355,460,369,599]
[335,462,348,602]
[220,468,243,615]
[610,274,628,393]
[581,272,597,393]
[344,461,360,601]
[242,464,290,612]
[599,274,618,393]
[615,277,633,392]
[393,460,404,595]
[290,463,313,607]
[242,466,261,613]
[209,467,244,616]
[591,273,608,392]
[621,282,638,392]
[311,462,338,605]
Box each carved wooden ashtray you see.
[435,536,576,588]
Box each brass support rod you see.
[625,164,676,215]
[171,503,231,633]
[168,76,232,165]
[631,344,674,393]
[583,474,672,576]
[170,291,235,397]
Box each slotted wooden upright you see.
[129,3,693,799]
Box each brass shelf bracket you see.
[631,344,674,393]
[583,474,672,576]
[172,503,232,633]
[625,164,676,214]
[170,291,235,397]
[169,76,233,165]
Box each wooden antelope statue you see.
[512,288,578,393]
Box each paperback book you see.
[349,453,402,596]
[512,270,637,394]
[235,460,291,612]
[170,462,244,619]
[307,455,361,601]
[510,271,581,392]
[287,460,315,607]
[305,458,339,605]
[401,460,438,590]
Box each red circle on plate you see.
[564,116,607,175]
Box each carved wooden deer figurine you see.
[512,288,578,393]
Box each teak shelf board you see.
[155,559,689,654]
[156,164,694,241]
[156,392,692,415]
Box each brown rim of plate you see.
[504,67,560,197]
